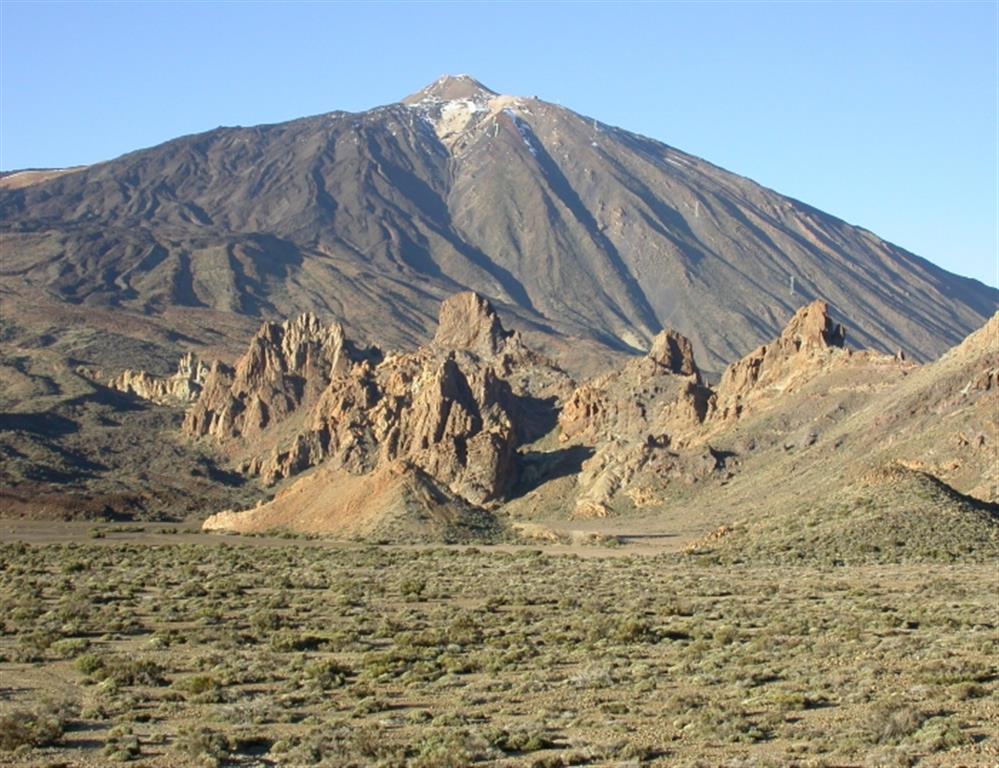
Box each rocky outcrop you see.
[371,358,517,505]
[109,352,210,405]
[712,300,848,421]
[647,330,700,380]
[555,328,717,516]
[551,303,895,516]
[575,435,726,518]
[433,291,515,358]
[231,294,552,499]
[183,313,380,441]
[203,460,501,542]
[183,292,573,535]
[100,296,999,545]
[559,329,709,447]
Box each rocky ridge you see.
[552,300,863,517]
[118,293,573,536]
[108,294,997,547]
[712,299,848,421]
[182,312,381,444]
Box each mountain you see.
[1,74,995,381]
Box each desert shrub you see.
[174,674,225,702]
[8,639,46,663]
[613,616,658,644]
[486,723,555,753]
[767,690,829,712]
[0,700,72,751]
[444,613,483,646]
[348,724,401,761]
[915,716,971,752]
[50,637,90,658]
[410,728,484,767]
[302,658,351,690]
[249,610,282,634]
[867,701,927,745]
[173,726,231,768]
[75,652,107,677]
[351,696,391,716]
[103,724,141,762]
[400,577,427,599]
[674,702,771,744]
[76,653,168,687]
[216,697,279,726]
[269,629,326,652]
[950,681,985,700]
[713,624,740,645]
[867,746,919,768]
[148,630,186,649]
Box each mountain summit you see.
[0,76,994,379]
[403,74,498,104]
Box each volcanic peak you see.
[403,74,498,105]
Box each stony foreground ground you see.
[0,530,996,767]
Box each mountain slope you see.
[1,75,995,379]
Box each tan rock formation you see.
[372,358,517,505]
[555,328,716,516]
[575,435,724,518]
[647,329,700,379]
[432,291,515,357]
[559,329,708,447]
[105,295,999,547]
[202,460,498,542]
[109,352,209,405]
[190,292,571,536]
[712,300,848,421]
[550,302,909,517]
[183,313,378,441]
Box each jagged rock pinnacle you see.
[647,329,700,379]
[433,291,512,357]
[780,300,846,351]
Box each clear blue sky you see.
[2,1,996,287]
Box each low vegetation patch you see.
[0,539,994,766]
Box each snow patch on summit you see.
[406,88,536,148]
[437,99,486,136]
